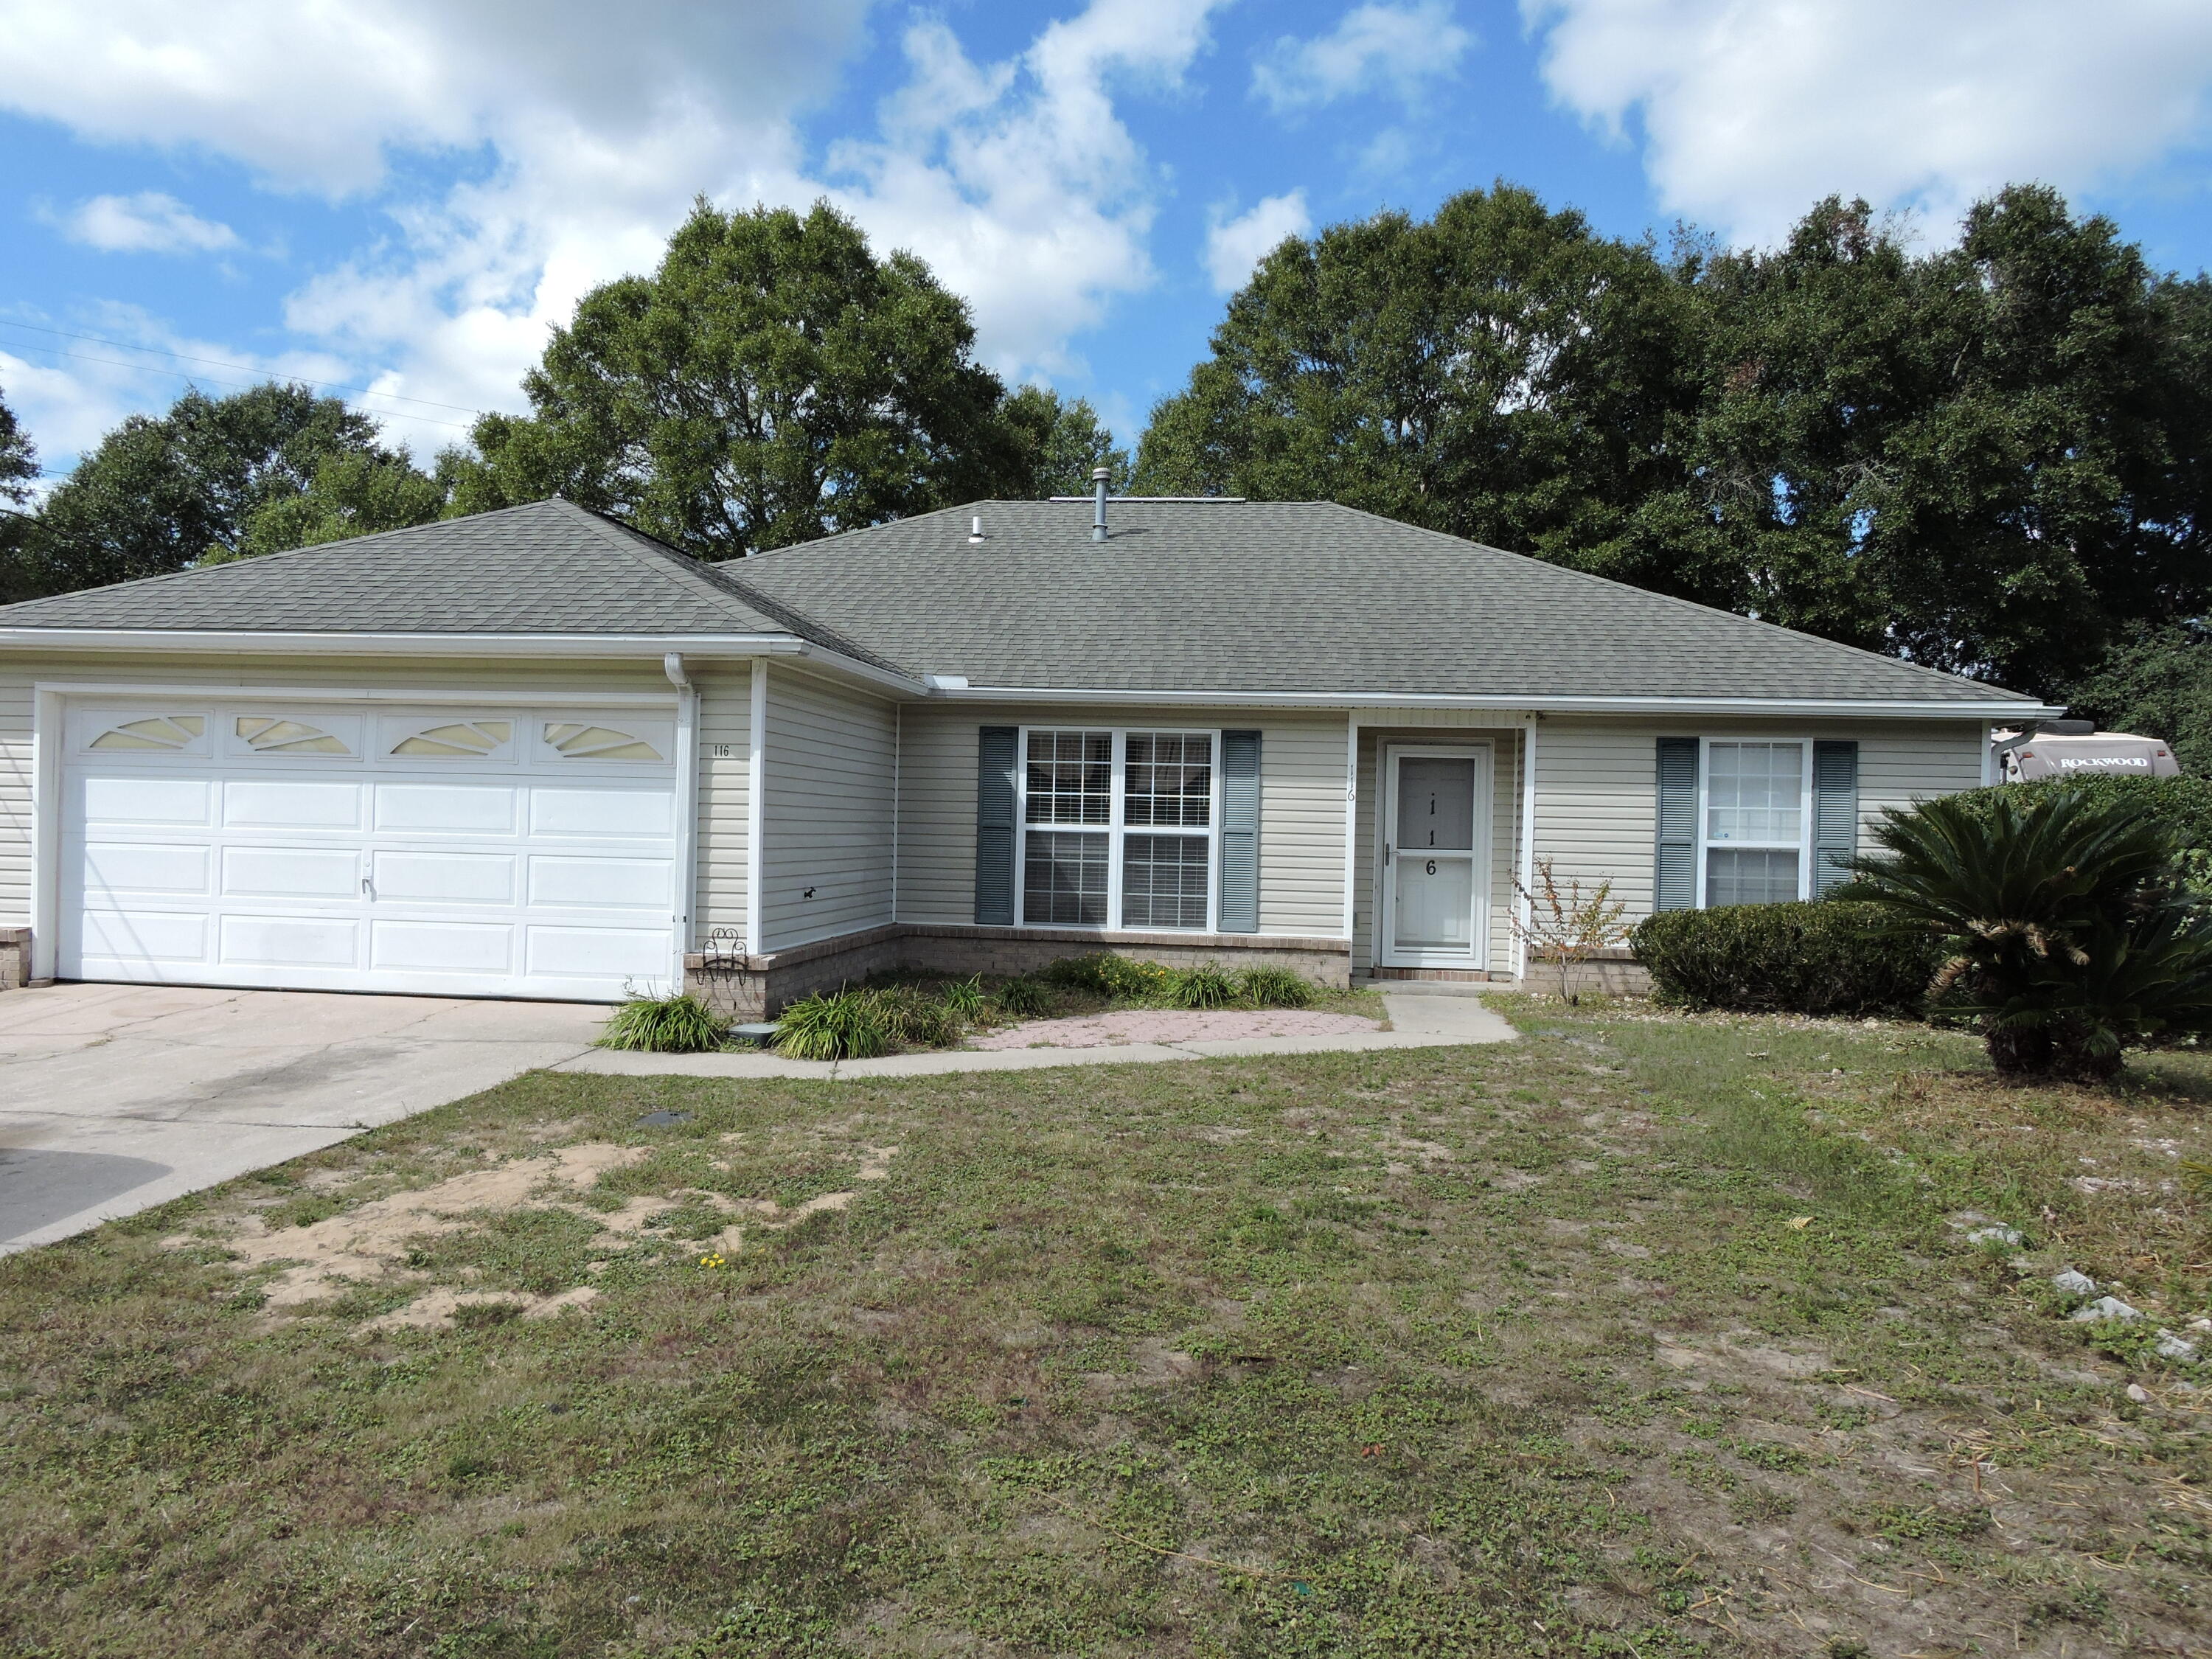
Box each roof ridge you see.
[1314,502,2035,701]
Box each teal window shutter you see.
[975,726,1018,925]
[1812,740,1860,895]
[1219,730,1261,933]
[1654,737,1698,911]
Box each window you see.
[1703,740,1808,905]
[1020,728,1216,931]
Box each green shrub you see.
[1237,965,1316,1007]
[1632,901,1942,1016]
[940,975,986,1020]
[1964,774,2212,852]
[869,986,956,1048]
[1166,963,1241,1009]
[594,992,730,1053]
[992,977,1053,1019]
[772,990,890,1061]
[1043,953,1173,998]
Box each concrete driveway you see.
[0,984,608,1254]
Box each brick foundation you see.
[684,925,1352,1018]
[0,927,29,992]
[1486,947,1651,998]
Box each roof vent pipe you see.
[968,515,984,544]
[1091,466,1110,542]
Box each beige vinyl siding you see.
[0,650,691,930]
[1530,716,1989,923]
[893,703,1347,937]
[757,663,896,950]
[1352,725,1525,978]
[692,667,750,945]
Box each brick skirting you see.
[684,924,1353,1018]
[0,927,29,992]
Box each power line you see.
[0,319,488,417]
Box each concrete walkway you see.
[557,989,1518,1082]
[0,984,606,1253]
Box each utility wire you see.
[0,319,487,417]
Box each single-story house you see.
[0,492,2054,1010]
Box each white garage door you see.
[59,701,683,1000]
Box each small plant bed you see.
[761,956,1382,1061]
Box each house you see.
[0,493,2053,1011]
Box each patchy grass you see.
[3,1011,2211,1656]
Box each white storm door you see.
[1379,744,1491,969]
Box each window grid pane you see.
[1707,742,1804,844]
[1707,848,1801,906]
[1025,730,1112,825]
[1122,834,1209,929]
[1023,830,1110,925]
[1127,732,1212,827]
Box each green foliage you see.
[939,975,986,1020]
[1165,962,1240,1009]
[772,989,892,1061]
[594,992,730,1054]
[1631,901,1944,1016]
[999,385,1133,496]
[1140,183,2212,696]
[2063,622,2212,776]
[0,383,37,605]
[19,383,398,594]
[991,977,1054,1019]
[229,449,458,560]
[1964,772,2212,852]
[1042,952,1174,998]
[1847,787,2212,1077]
[1237,964,1316,1007]
[450,198,1036,559]
[866,986,956,1049]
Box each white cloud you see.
[1203,190,1313,292]
[55,192,239,254]
[1523,0,2212,244]
[1253,1,1473,113]
[0,0,1220,459]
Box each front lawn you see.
[4,1011,2211,1655]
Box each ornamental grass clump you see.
[992,977,1053,1019]
[869,986,956,1049]
[771,989,891,1062]
[594,992,729,1054]
[1237,965,1315,1007]
[1166,963,1241,1009]
[1043,953,1173,998]
[940,975,987,1020]
[1846,786,2212,1080]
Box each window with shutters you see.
[1019,728,1217,930]
[1701,740,1811,905]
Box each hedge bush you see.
[1631,900,1944,1015]
[1963,774,2212,852]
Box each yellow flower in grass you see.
[698,1253,727,1270]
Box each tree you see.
[231,449,457,560]
[2062,621,2212,774]
[1133,184,1706,589]
[0,384,38,604]
[453,198,1037,558]
[1002,386,1132,495]
[1681,187,2212,692]
[21,383,392,594]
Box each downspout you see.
[1341,713,1360,951]
[1515,715,1538,984]
[746,658,768,956]
[664,653,700,994]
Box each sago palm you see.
[1846,787,2212,1079]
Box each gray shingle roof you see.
[725,499,2034,704]
[0,498,881,662]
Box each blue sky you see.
[4,0,2211,480]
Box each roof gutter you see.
[925,684,2062,720]
[0,627,928,696]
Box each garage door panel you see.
[80,909,209,962]
[375,783,518,834]
[526,925,671,980]
[374,849,515,904]
[531,787,672,839]
[225,780,364,831]
[218,914,360,968]
[79,842,212,897]
[82,776,212,827]
[222,846,360,900]
[371,919,514,973]
[62,700,680,999]
[527,855,672,910]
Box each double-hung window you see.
[1701,740,1811,905]
[1020,728,1217,931]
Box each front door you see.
[1380,745,1490,969]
